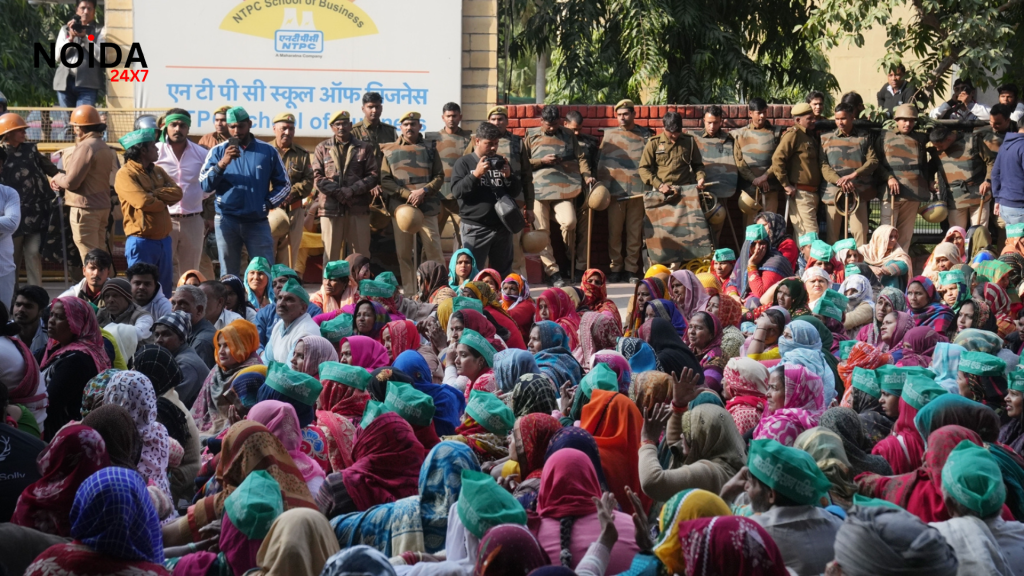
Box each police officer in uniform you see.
[269,112,314,270]
[932,124,990,230]
[526,105,594,287]
[425,102,473,245]
[691,105,738,244]
[380,111,445,296]
[877,104,937,249]
[353,91,397,233]
[466,106,535,278]
[600,100,652,283]
[771,102,822,237]
[565,110,600,276]
[638,111,711,268]
[734,98,783,226]
[819,102,878,244]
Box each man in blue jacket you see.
[199,106,291,275]
[993,127,1024,226]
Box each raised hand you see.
[593,491,620,550]
[626,486,654,552]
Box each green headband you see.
[812,296,844,322]
[264,361,323,406]
[747,439,831,506]
[839,340,856,361]
[798,232,819,247]
[852,494,903,511]
[713,248,736,262]
[459,328,496,367]
[360,400,394,429]
[158,113,192,142]
[958,351,1006,377]
[1009,369,1024,393]
[119,128,155,150]
[851,367,880,399]
[833,238,857,253]
[324,260,350,280]
[844,264,862,277]
[272,264,299,280]
[319,361,370,391]
[376,271,399,288]
[385,381,436,427]
[465,389,515,436]
[359,279,395,299]
[810,240,834,262]
[452,296,484,314]
[745,224,768,243]
[319,313,353,343]
[875,365,936,394]
[279,277,310,306]
[226,106,249,124]
[1009,223,1024,238]
[224,470,283,540]
[457,470,527,538]
[942,440,1006,517]
[901,374,948,411]
[938,269,965,287]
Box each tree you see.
[0,0,75,106]
[498,0,838,104]
[803,0,1019,105]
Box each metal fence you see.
[7,107,169,147]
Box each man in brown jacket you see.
[269,112,314,270]
[50,104,118,260]
[114,128,183,296]
[312,110,380,261]
[771,102,822,236]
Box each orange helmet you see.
[0,113,28,137]
[69,105,102,126]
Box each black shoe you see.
[607,271,623,283]
[627,274,641,285]
[549,272,568,288]
[574,267,587,280]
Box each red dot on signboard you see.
[88,35,94,41]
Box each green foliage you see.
[802,0,1018,105]
[499,0,838,105]
[0,0,76,106]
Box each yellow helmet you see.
[394,204,425,234]
[737,190,763,215]
[521,230,549,253]
[587,183,611,211]
[920,201,949,224]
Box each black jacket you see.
[876,81,924,114]
[451,153,514,227]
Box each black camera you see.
[71,15,86,33]
[486,155,505,170]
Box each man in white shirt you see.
[155,108,211,282]
[199,279,241,330]
[931,78,991,122]
[262,278,318,365]
[997,83,1024,124]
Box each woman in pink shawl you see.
[896,326,943,368]
[247,400,327,496]
[669,269,710,321]
[879,310,915,355]
[290,335,339,378]
[687,311,726,392]
[573,311,622,370]
[753,364,825,446]
[535,288,582,350]
[338,336,390,371]
[723,357,770,436]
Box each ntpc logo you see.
[34,38,149,82]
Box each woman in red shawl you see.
[40,296,111,440]
[838,342,891,408]
[580,269,621,327]
[339,336,390,371]
[678,516,789,576]
[315,411,425,517]
[315,363,366,471]
[880,311,915,356]
[509,413,562,511]
[871,387,926,475]
[581,388,650,516]
[624,278,665,337]
[379,320,420,363]
[982,282,1015,337]
[722,357,770,436]
[450,309,507,353]
[895,326,942,368]
[474,269,503,294]
[500,274,535,343]
[536,288,583,350]
[574,310,622,370]
[11,425,110,536]
[461,281,527,349]
[857,425,1014,523]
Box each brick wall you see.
[461,0,499,130]
[501,104,797,138]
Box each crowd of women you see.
[5,213,1024,576]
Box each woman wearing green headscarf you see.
[245,257,273,309]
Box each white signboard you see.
[134,0,463,136]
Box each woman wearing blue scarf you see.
[244,257,274,310]
[779,319,840,405]
[493,348,539,392]
[530,321,582,390]
[448,248,479,291]
[393,350,465,436]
